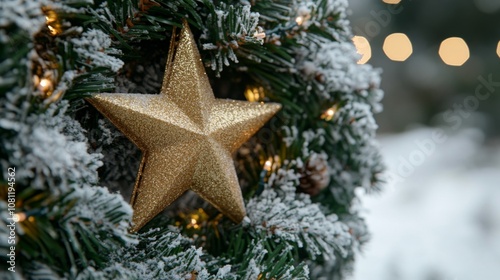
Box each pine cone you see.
[298,154,330,196]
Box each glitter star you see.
[87,21,281,232]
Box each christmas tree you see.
[0,0,384,279]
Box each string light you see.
[295,6,311,26]
[253,27,266,40]
[188,211,202,230]
[263,157,273,171]
[44,9,62,36]
[295,16,305,25]
[253,32,266,40]
[12,213,26,223]
[189,218,199,229]
[47,25,57,35]
[39,78,52,92]
[321,105,338,121]
[175,208,224,238]
[178,208,211,230]
[34,76,54,98]
[262,155,281,173]
[244,86,265,102]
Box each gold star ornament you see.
[87,21,281,232]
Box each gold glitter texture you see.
[87,21,281,232]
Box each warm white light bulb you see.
[13,213,26,222]
[321,105,338,121]
[253,31,266,40]
[295,16,304,25]
[264,159,272,171]
[326,109,335,117]
[39,78,52,91]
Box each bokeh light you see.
[383,33,413,62]
[352,35,372,64]
[497,41,500,58]
[438,37,470,66]
[383,0,401,4]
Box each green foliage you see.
[0,0,384,279]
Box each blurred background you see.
[347,0,500,279]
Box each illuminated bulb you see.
[295,16,304,25]
[244,86,265,102]
[38,78,53,94]
[383,33,413,62]
[321,105,338,121]
[496,41,500,58]
[35,76,56,99]
[45,11,57,24]
[48,25,57,35]
[39,78,51,89]
[325,109,335,118]
[254,32,266,40]
[439,37,469,66]
[189,217,199,229]
[13,213,26,222]
[352,36,372,64]
[44,10,61,35]
[263,158,272,171]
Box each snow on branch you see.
[104,227,234,280]
[245,184,352,261]
[0,0,45,37]
[299,41,382,106]
[237,239,309,280]
[201,2,263,75]
[1,101,102,193]
[71,29,124,72]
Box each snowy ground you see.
[350,128,500,280]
